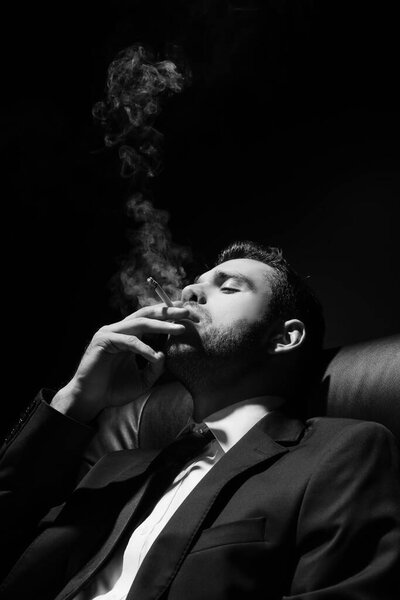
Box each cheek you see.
[209,296,266,326]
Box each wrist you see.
[51,380,102,423]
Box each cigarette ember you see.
[147,277,174,306]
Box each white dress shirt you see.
[74,396,280,600]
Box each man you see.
[1,240,399,599]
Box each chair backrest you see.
[84,333,400,465]
[311,333,400,440]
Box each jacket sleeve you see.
[285,421,400,599]
[0,389,95,579]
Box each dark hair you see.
[215,240,325,362]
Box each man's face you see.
[165,258,276,385]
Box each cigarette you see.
[147,277,174,306]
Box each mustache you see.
[182,301,211,324]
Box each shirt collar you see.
[202,396,284,453]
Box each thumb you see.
[140,351,165,389]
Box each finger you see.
[123,304,190,322]
[140,351,165,389]
[95,332,163,362]
[103,319,187,336]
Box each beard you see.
[164,313,271,396]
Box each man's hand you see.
[51,303,190,423]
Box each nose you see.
[181,283,207,304]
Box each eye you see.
[221,287,239,293]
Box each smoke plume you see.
[92,42,191,181]
[111,192,193,313]
[93,42,193,314]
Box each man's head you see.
[165,240,325,408]
[215,240,325,358]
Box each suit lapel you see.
[127,411,305,600]
[55,448,171,600]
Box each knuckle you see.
[124,316,146,328]
[134,317,146,327]
[133,306,150,318]
[92,332,108,347]
[92,331,105,343]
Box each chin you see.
[164,336,210,391]
[165,338,200,359]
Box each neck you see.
[166,349,287,421]
[189,376,286,422]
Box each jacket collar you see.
[256,410,305,446]
[110,408,304,481]
[203,396,289,453]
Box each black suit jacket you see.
[1,391,400,600]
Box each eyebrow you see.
[194,269,257,291]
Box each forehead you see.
[197,258,275,291]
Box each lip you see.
[181,307,201,324]
[181,316,200,326]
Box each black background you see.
[5,1,400,434]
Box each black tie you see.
[150,422,215,481]
[133,422,215,524]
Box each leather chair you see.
[84,333,400,466]
[310,333,400,439]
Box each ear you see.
[267,319,306,355]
